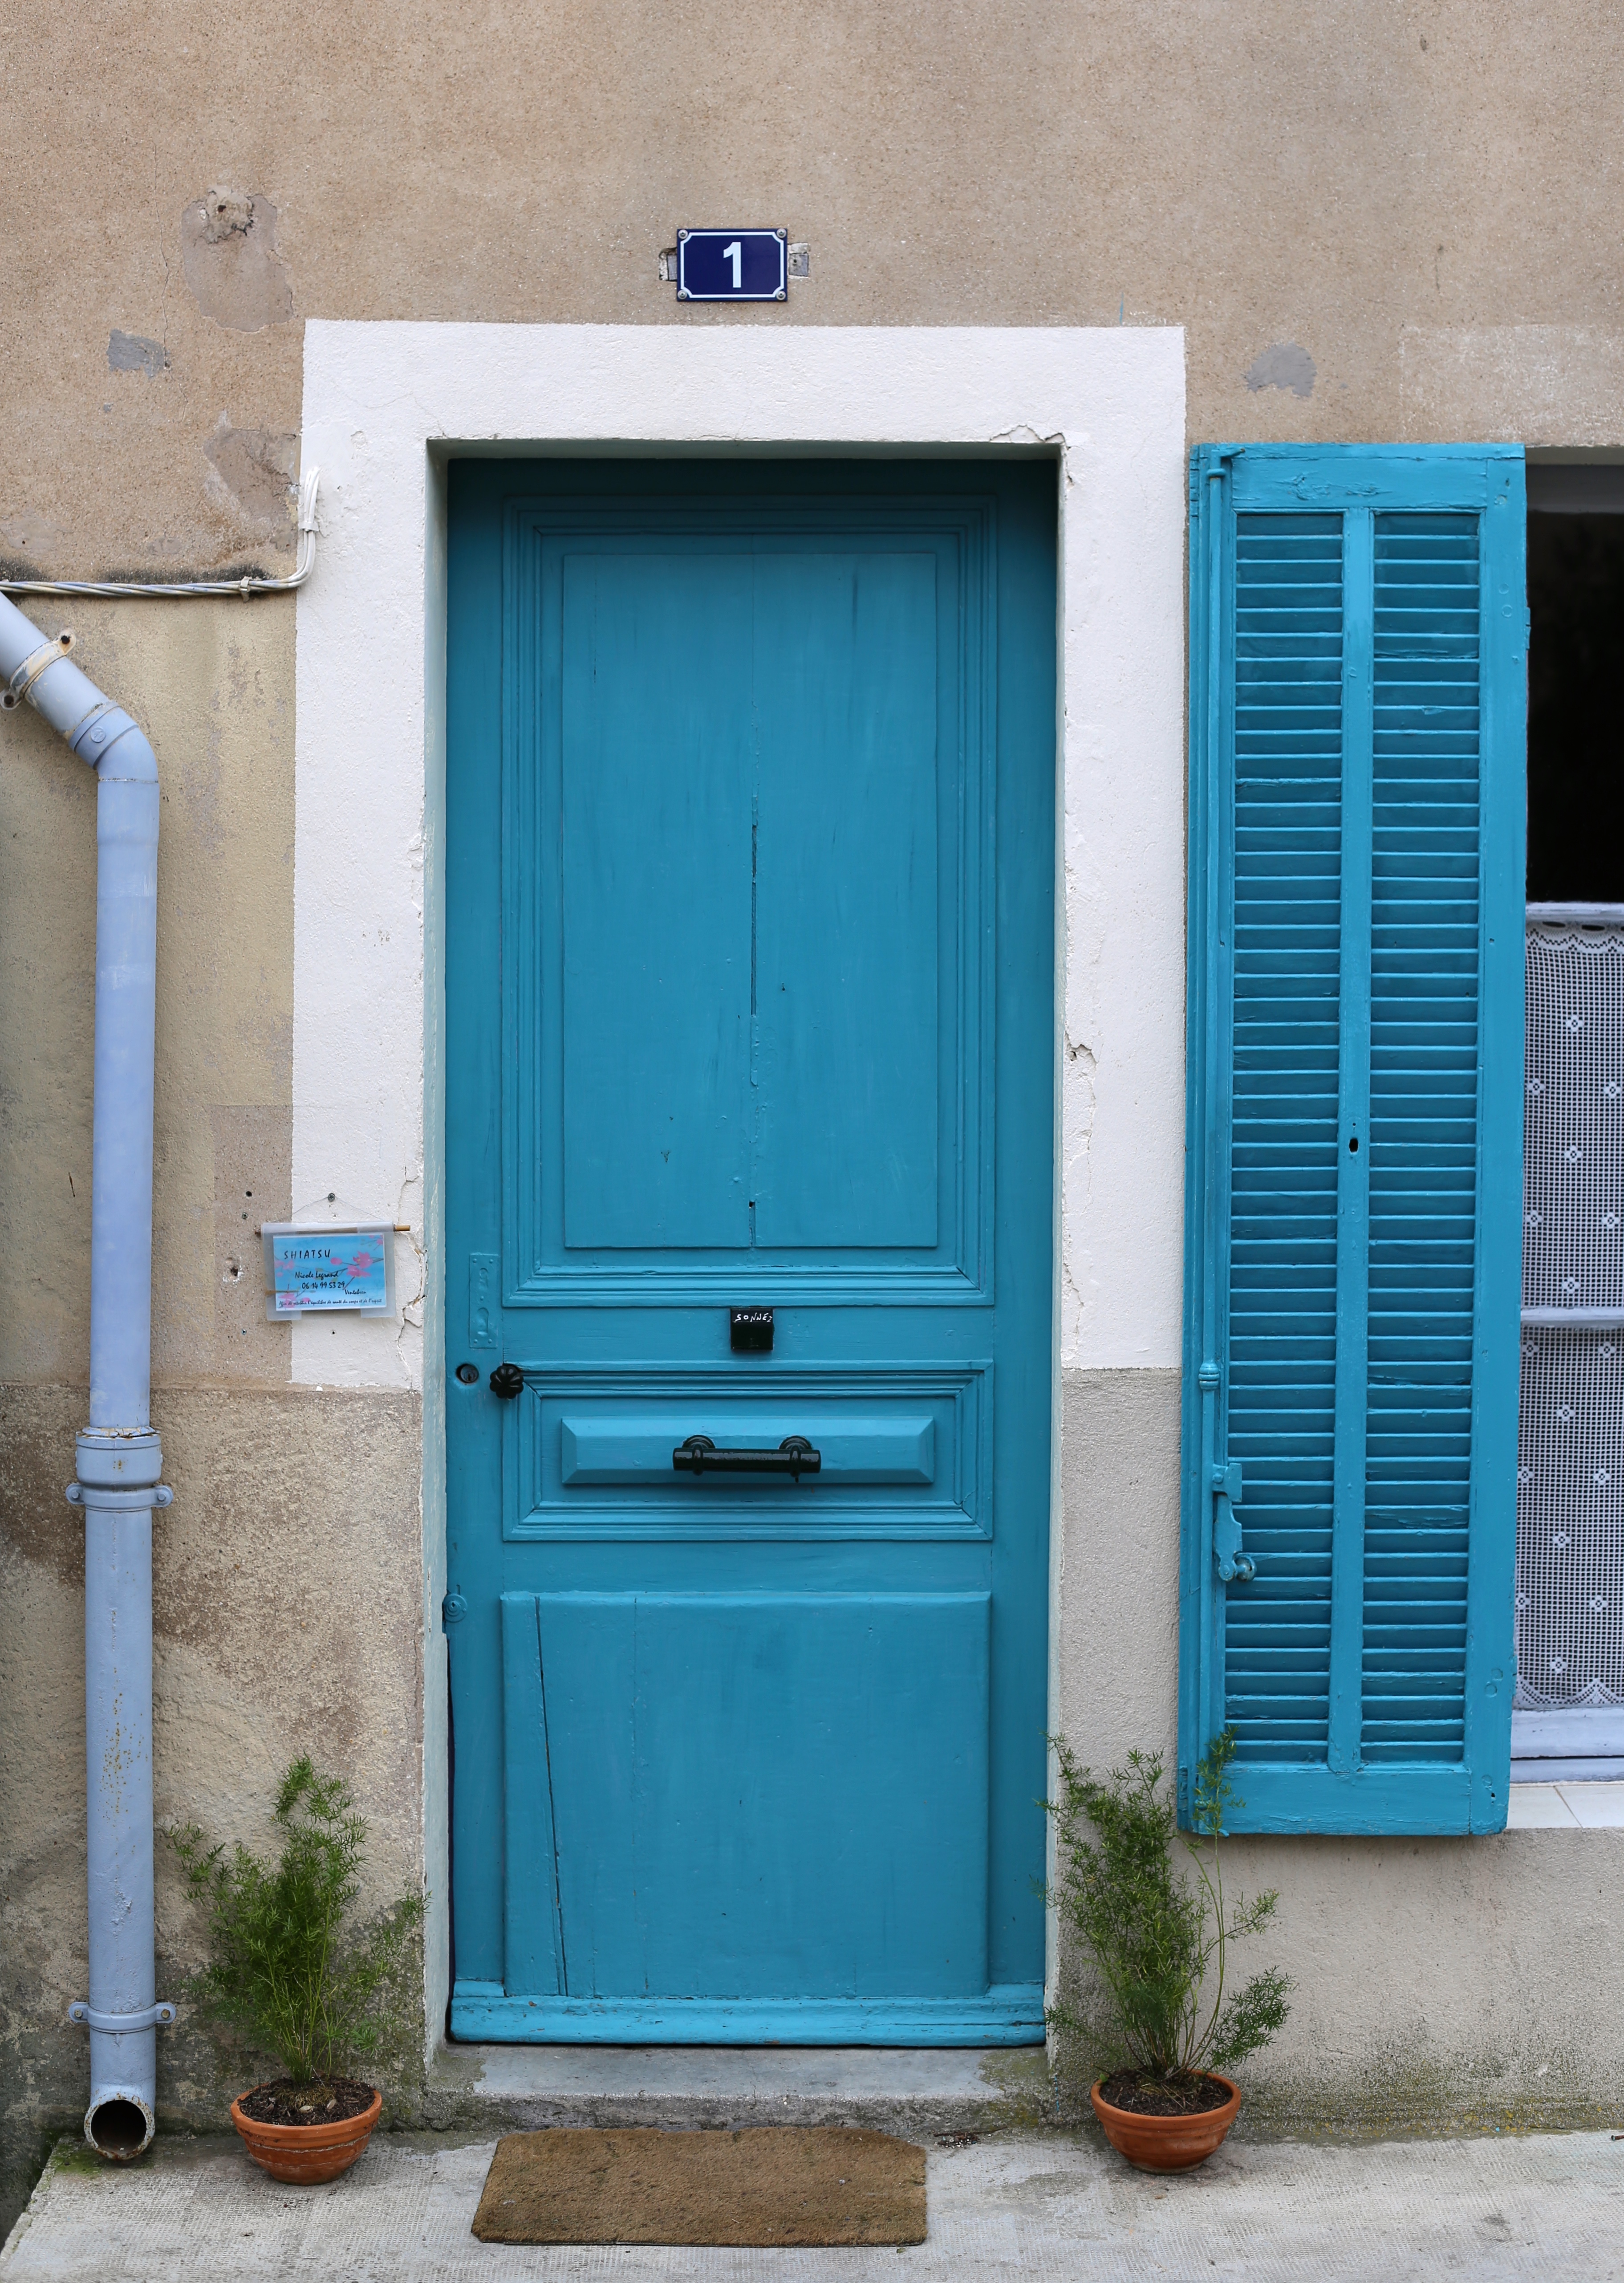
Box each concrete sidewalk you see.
[5,2124,1623,2281]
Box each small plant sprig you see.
[1044,1725,1291,2084]
[171,1755,423,2092]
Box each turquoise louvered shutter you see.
[1181,445,1526,1834]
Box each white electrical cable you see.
[0,469,321,599]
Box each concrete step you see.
[429,2044,1059,2139]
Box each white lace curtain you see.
[1517,924,1624,1709]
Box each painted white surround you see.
[294,320,1189,1383]
[294,321,1188,2041]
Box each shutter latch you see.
[1212,1461,1255,1583]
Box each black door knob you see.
[488,1362,525,1399]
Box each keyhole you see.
[1348,1136,1359,1153]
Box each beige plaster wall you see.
[4,0,1624,590]
[2,0,1622,2224]
[0,1385,422,2210]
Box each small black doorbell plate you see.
[730,1306,774,1353]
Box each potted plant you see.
[1045,1725,1290,2172]
[172,1756,423,2185]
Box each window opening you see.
[1516,463,1624,1777]
[1527,472,1624,903]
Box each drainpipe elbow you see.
[0,596,157,781]
[79,709,157,781]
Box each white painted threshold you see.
[1506,1780,1624,1829]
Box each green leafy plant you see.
[1044,1725,1290,2086]
[171,1755,423,2092]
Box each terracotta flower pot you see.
[229,2086,383,2185]
[1089,2074,1240,2172]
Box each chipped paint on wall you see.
[181,191,295,334]
[107,332,170,379]
[202,419,298,536]
[1245,342,1316,398]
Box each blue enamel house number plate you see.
[678,229,787,301]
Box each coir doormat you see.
[471,2124,928,2246]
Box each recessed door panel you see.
[560,1412,937,1489]
[502,1591,991,2005]
[560,553,753,1251]
[752,550,942,1249]
[506,1365,988,1538]
[511,512,991,1304]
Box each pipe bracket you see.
[65,1483,174,1508]
[69,2002,175,2033]
[2,631,73,710]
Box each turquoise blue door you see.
[445,459,1056,2042]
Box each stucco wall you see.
[3,0,1624,2232]
[5,1,1624,591]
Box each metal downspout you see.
[0,594,173,2158]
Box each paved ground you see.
[5,2125,1623,2280]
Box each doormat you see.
[471,2124,928,2246]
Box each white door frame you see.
[293,320,1189,2054]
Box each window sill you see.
[1506,1780,1624,1829]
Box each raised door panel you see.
[752,549,942,1250]
[501,1364,991,1539]
[559,552,754,1250]
[507,511,991,1305]
[502,1591,991,2006]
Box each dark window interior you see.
[1527,501,1624,902]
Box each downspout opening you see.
[85,2095,154,2160]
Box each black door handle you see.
[489,1363,525,1399]
[672,1435,821,1482]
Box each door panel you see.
[510,514,988,1305]
[447,458,1055,2042]
[752,550,941,1248]
[508,1366,987,1538]
[559,552,754,1251]
[503,1592,990,2006]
